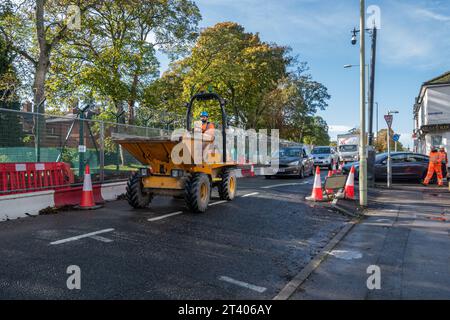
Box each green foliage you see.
[143,22,330,143]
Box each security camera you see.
[351,35,357,45]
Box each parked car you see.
[342,152,431,182]
[311,146,339,170]
[266,146,314,179]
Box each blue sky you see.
[159,0,450,148]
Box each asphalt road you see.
[0,173,348,299]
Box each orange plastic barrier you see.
[0,162,74,194]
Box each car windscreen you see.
[312,148,330,155]
[278,148,302,158]
[339,145,357,152]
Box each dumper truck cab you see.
[113,92,237,213]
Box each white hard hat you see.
[440,145,445,149]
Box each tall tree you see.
[147,22,290,128]
[48,0,200,123]
[0,36,23,147]
[0,0,98,113]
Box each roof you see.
[424,71,450,85]
[415,71,450,109]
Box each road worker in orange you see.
[200,111,215,134]
[423,146,444,186]
[439,145,448,179]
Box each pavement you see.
[291,183,450,300]
[0,173,350,299]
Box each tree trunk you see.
[127,73,139,124]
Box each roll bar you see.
[186,92,228,163]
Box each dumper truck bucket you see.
[111,134,179,165]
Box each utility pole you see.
[367,26,377,188]
[359,0,367,207]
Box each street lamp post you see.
[358,0,367,207]
[351,12,378,192]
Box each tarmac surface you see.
[0,173,350,299]
[291,184,450,300]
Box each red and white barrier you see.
[0,166,263,222]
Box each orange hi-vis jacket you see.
[439,150,448,164]
[424,151,444,186]
[201,122,215,133]
[429,151,441,164]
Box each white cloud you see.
[414,8,450,22]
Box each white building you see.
[413,71,450,155]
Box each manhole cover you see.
[328,250,363,260]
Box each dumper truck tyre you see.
[126,172,152,208]
[185,173,210,213]
[218,169,237,201]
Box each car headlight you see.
[289,161,300,166]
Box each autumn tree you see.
[144,22,290,128]
[374,129,404,152]
[47,0,200,124]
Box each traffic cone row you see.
[76,165,102,210]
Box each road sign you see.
[393,134,400,142]
[384,115,393,128]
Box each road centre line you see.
[208,200,227,206]
[241,192,259,197]
[50,228,115,245]
[148,192,262,222]
[148,211,183,222]
[219,276,267,293]
[261,182,309,189]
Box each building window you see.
[431,135,442,146]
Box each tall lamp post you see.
[351,9,378,191]
[357,0,367,207]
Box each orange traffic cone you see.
[76,165,102,210]
[326,170,334,195]
[306,166,324,202]
[344,166,355,200]
[338,161,343,174]
[332,162,337,175]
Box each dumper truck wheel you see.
[185,173,210,213]
[126,172,152,209]
[218,169,237,201]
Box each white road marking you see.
[50,228,115,245]
[241,192,259,197]
[219,276,267,293]
[148,211,183,222]
[89,235,114,243]
[209,200,227,206]
[261,182,308,189]
[147,192,260,222]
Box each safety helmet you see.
[431,146,437,152]
[440,145,445,149]
[200,111,209,117]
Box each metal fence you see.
[0,107,301,194]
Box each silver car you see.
[311,146,339,170]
